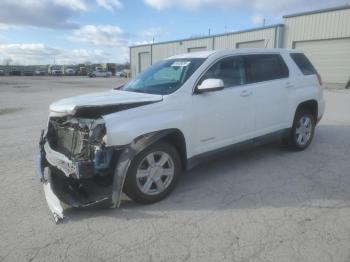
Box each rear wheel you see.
[123,142,181,204]
[285,110,315,151]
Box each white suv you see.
[37,49,325,221]
[89,67,112,78]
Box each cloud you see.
[133,40,155,46]
[56,49,111,64]
[140,27,166,39]
[0,0,88,29]
[0,44,60,64]
[251,14,265,25]
[68,25,128,47]
[96,0,123,11]
[0,43,117,65]
[144,0,350,14]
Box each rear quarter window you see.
[290,53,317,75]
[244,54,289,84]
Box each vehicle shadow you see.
[65,124,350,222]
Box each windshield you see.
[121,58,205,95]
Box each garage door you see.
[188,47,207,53]
[138,52,151,73]
[237,40,265,48]
[295,38,350,84]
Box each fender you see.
[103,101,187,147]
[287,85,320,126]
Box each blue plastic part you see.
[93,148,113,170]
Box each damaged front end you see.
[36,90,165,223]
[37,115,123,222]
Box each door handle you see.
[240,90,252,97]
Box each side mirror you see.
[197,78,224,93]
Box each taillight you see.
[316,74,323,86]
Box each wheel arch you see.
[294,100,318,122]
[161,129,187,171]
[131,128,188,171]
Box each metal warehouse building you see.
[130,5,350,85]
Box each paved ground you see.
[0,76,349,262]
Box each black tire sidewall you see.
[123,142,181,204]
[290,111,315,150]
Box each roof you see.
[283,5,350,18]
[166,50,217,59]
[166,48,298,60]
[130,24,284,48]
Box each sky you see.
[0,0,348,65]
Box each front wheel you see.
[285,110,315,151]
[123,142,181,204]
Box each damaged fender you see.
[111,129,176,207]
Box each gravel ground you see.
[0,77,349,262]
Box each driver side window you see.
[199,56,246,88]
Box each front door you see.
[191,56,255,156]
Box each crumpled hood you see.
[50,90,163,116]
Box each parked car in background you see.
[35,69,47,76]
[0,69,5,76]
[89,67,112,78]
[9,69,21,76]
[37,48,325,222]
[49,65,63,76]
[23,71,35,76]
[116,71,127,77]
[65,68,76,76]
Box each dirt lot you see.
[0,76,349,262]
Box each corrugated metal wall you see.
[130,7,350,83]
[294,38,350,83]
[214,27,276,49]
[130,45,151,77]
[284,8,350,48]
[130,25,283,76]
[152,38,214,62]
[283,8,350,84]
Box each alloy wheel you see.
[136,151,175,196]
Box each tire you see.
[123,142,181,204]
[285,109,315,151]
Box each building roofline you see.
[283,5,350,18]
[130,24,284,48]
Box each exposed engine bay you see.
[47,116,114,178]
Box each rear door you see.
[243,54,290,136]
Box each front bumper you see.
[36,132,114,223]
[36,161,65,222]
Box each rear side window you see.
[290,53,317,75]
[244,54,289,84]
